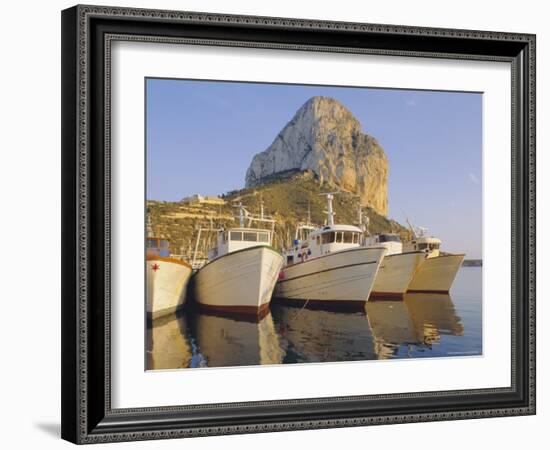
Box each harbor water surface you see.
[146,267,482,370]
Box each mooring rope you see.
[290,298,311,321]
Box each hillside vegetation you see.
[148,171,410,261]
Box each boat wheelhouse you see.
[208,227,273,260]
[146,236,171,257]
[285,223,366,265]
[405,235,442,258]
[364,233,403,255]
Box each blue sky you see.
[146,79,482,258]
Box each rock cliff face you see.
[245,96,388,216]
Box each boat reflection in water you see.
[270,305,376,362]
[146,313,193,370]
[366,293,464,359]
[146,292,468,369]
[187,310,285,368]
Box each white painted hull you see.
[193,246,284,313]
[146,257,192,319]
[274,247,385,305]
[407,254,465,293]
[370,251,425,299]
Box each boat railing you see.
[191,258,209,270]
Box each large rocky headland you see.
[245,96,388,216]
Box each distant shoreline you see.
[462,259,483,267]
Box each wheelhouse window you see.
[429,243,440,251]
[230,231,243,241]
[160,239,169,248]
[243,232,258,242]
[322,232,336,244]
[418,243,428,250]
[258,232,269,243]
[379,234,401,243]
[343,231,354,243]
[146,238,158,248]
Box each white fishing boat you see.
[273,193,386,309]
[192,203,284,317]
[363,232,425,299]
[403,222,465,294]
[146,218,192,319]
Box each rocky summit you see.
[245,96,389,216]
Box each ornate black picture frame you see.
[61,4,536,444]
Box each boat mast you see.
[238,202,246,228]
[192,225,202,267]
[406,218,418,239]
[357,203,367,233]
[319,192,337,227]
[327,194,334,227]
[234,200,276,233]
[260,200,264,221]
[146,209,155,238]
[406,218,428,239]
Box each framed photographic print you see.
[61,4,536,444]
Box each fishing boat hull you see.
[407,254,465,294]
[193,246,284,316]
[273,247,386,309]
[370,251,425,299]
[146,256,192,319]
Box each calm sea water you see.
[146,267,482,370]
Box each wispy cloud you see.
[468,172,480,184]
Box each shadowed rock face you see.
[245,96,388,216]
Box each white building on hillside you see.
[181,194,225,206]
